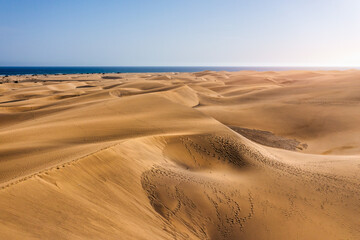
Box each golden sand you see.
[0,70,359,239]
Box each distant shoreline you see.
[1,66,358,76]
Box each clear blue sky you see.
[0,0,359,66]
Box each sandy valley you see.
[0,70,359,239]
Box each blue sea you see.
[0,66,357,76]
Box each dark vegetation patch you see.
[0,99,27,104]
[229,126,308,151]
[101,76,123,79]
[76,85,96,88]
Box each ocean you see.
[0,66,357,76]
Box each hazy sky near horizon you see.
[1,0,359,66]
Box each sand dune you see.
[0,71,359,239]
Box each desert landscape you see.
[0,70,360,239]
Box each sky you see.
[0,0,359,66]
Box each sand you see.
[0,70,359,239]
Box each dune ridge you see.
[0,70,359,239]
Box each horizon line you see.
[1,65,360,68]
